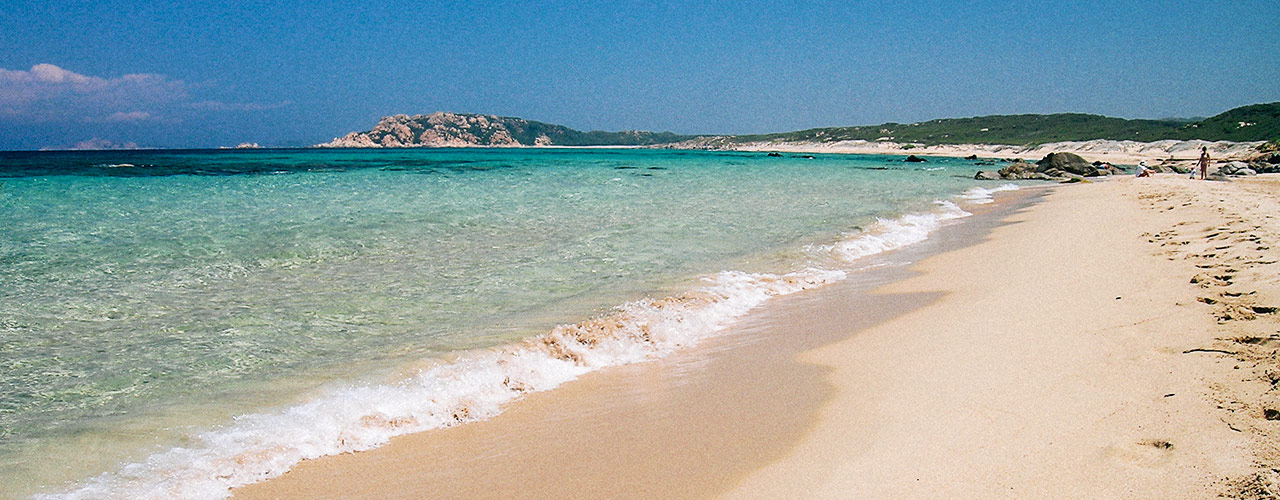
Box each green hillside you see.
[329,103,1279,148]
[1184,102,1280,142]
[506,120,689,146]
[732,102,1280,146]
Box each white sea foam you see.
[38,268,844,500]
[958,183,1019,204]
[817,183,1019,265]
[41,185,1017,500]
[814,200,973,264]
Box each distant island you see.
[319,103,1279,149]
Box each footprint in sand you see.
[1215,303,1276,322]
[1107,439,1175,468]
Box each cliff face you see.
[318,112,687,148]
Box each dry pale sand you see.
[234,175,1280,499]
[722,175,1280,499]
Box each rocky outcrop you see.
[978,152,1119,182]
[318,112,687,148]
[1245,143,1280,173]
[997,160,1036,179]
[1035,152,1098,176]
[1091,161,1125,176]
[321,113,523,147]
[1219,161,1257,176]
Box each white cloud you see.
[190,100,292,112]
[0,63,93,84]
[99,111,154,122]
[0,64,289,126]
[38,137,144,151]
[0,63,186,122]
[74,138,141,150]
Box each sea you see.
[0,148,1018,499]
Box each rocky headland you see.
[317,112,686,148]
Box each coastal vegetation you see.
[730,102,1280,146]
[324,103,1279,149]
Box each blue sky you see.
[1,0,1277,149]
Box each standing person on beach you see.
[1197,146,1210,180]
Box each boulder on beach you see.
[976,155,1113,182]
[975,170,1001,180]
[1219,161,1256,176]
[1089,162,1124,176]
[965,154,979,160]
[1036,152,1099,177]
[1246,150,1280,173]
[997,160,1037,179]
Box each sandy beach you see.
[233,174,1280,499]
[717,139,1266,166]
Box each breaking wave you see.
[958,183,1020,204]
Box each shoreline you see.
[702,138,1265,165]
[23,157,1018,500]
[232,181,1044,500]
[236,174,1280,499]
[14,140,1262,168]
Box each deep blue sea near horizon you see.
[0,148,1014,499]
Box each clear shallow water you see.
[0,148,1010,498]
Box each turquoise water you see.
[1,148,1000,498]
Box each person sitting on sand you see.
[1197,146,1210,180]
[1136,161,1153,177]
